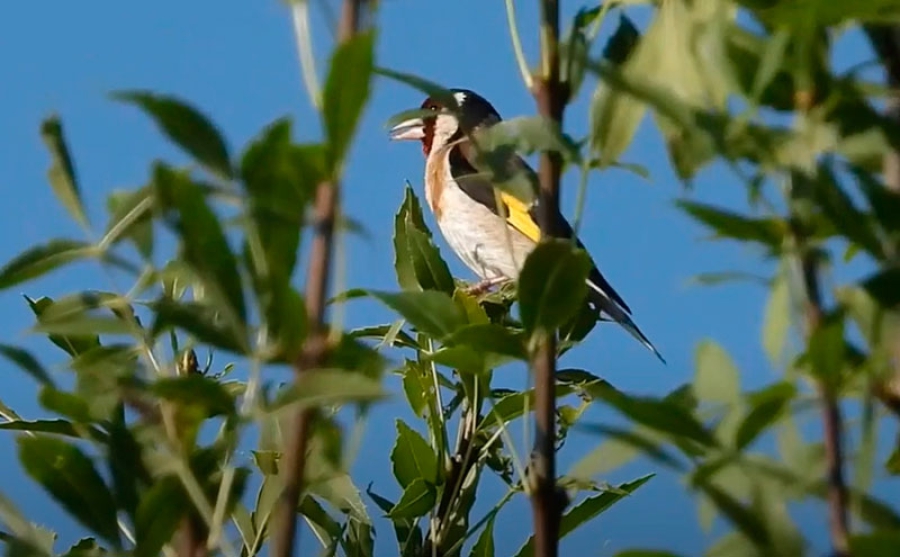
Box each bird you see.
[389,88,663,363]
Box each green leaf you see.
[762,265,791,366]
[270,370,386,412]
[387,478,436,520]
[60,538,105,557]
[677,200,785,247]
[153,164,247,324]
[861,267,900,307]
[514,475,653,557]
[151,299,247,355]
[390,420,438,489]
[107,411,143,522]
[401,363,428,418]
[595,389,716,447]
[813,162,884,258]
[0,240,98,291]
[694,481,770,547]
[518,240,591,335]
[0,419,91,438]
[152,375,236,417]
[27,296,100,357]
[375,67,455,108]
[134,476,186,557]
[693,340,740,405]
[0,344,53,386]
[849,531,900,557]
[613,549,682,557]
[474,116,582,164]
[570,424,685,478]
[368,290,466,338]
[298,496,342,546]
[443,324,526,360]
[601,14,640,65]
[590,14,645,165]
[104,187,154,259]
[323,32,375,170]
[113,91,232,178]
[39,388,92,423]
[735,383,796,450]
[241,120,320,358]
[0,491,54,557]
[806,312,845,387]
[40,116,87,228]
[18,436,119,545]
[480,384,578,431]
[470,515,495,557]
[392,185,454,294]
[852,165,900,235]
[69,346,136,422]
[366,486,420,555]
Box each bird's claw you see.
[464,277,510,296]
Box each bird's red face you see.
[388,97,445,156]
[389,89,501,157]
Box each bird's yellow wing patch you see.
[498,190,541,243]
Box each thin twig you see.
[270,3,365,557]
[504,0,533,89]
[530,1,565,556]
[798,247,850,557]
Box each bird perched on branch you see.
[389,88,663,362]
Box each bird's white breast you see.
[425,151,535,281]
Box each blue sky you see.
[0,1,895,556]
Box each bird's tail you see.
[586,280,665,364]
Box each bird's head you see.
[389,88,501,156]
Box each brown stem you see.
[799,239,850,557]
[530,1,564,556]
[270,2,364,557]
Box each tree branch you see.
[530,1,565,556]
[799,249,850,557]
[270,2,364,557]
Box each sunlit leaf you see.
[390,420,438,489]
[0,240,98,291]
[470,515,495,557]
[367,290,466,338]
[762,265,792,366]
[386,478,435,520]
[393,184,454,293]
[693,340,741,405]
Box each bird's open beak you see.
[389,117,425,141]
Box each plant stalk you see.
[530,1,565,556]
[270,2,364,557]
[799,249,850,557]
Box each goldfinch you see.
[389,88,663,362]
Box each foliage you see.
[1,1,900,557]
